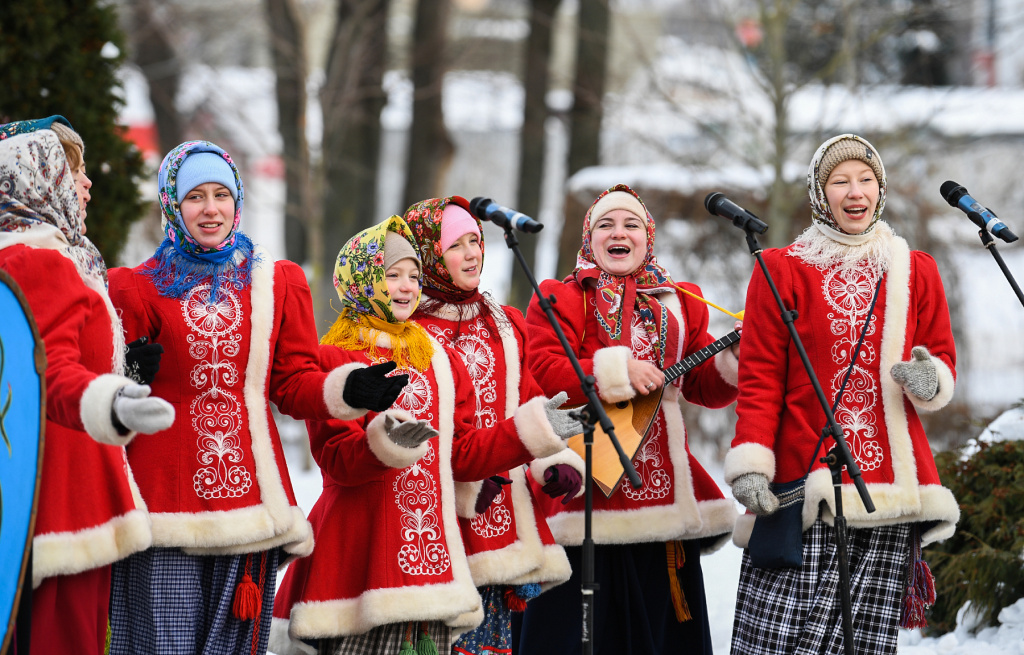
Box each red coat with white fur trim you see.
[725,230,959,547]
[270,337,567,648]
[108,250,364,558]
[415,300,573,590]
[0,245,150,587]
[525,278,739,549]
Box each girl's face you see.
[180,182,235,248]
[825,159,880,235]
[73,164,92,230]
[386,258,420,322]
[590,209,648,276]
[442,232,482,291]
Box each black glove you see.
[342,361,409,412]
[474,475,513,515]
[125,337,164,385]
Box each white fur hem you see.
[545,497,736,547]
[514,396,567,459]
[455,480,485,518]
[80,374,136,445]
[270,617,317,655]
[906,351,956,412]
[32,509,151,588]
[151,504,310,555]
[364,409,427,469]
[592,346,634,403]
[323,363,371,421]
[723,443,776,485]
[714,346,739,387]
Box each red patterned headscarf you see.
[572,184,675,366]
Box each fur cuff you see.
[80,374,137,445]
[906,351,956,412]
[324,362,371,421]
[455,480,484,518]
[723,442,776,485]
[365,409,427,469]
[530,449,586,500]
[715,346,739,387]
[514,396,567,460]
[593,346,634,403]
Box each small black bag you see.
[746,275,883,570]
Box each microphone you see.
[469,197,544,234]
[940,181,1018,243]
[704,192,769,234]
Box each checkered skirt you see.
[316,621,452,655]
[731,518,911,655]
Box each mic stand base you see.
[825,451,856,655]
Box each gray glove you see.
[543,392,583,439]
[384,415,439,448]
[890,346,938,401]
[112,383,175,435]
[731,472,779,516]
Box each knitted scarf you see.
[322,215,433,372]
[143,140,256,302]
[572,184,675,368]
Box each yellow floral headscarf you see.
[322,215,433,371]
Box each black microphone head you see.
[469,197,492,221]
[939,181,966,207]
[704,192,725,215]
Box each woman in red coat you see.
[270,215,578,655]
[725,134,959,655]
[403,196,576,655]
[107,140,395,655]
[0,119,174,655]
[518,184,740,655]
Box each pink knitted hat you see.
[439,202,480,252]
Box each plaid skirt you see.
[731,518,911,655]
[109,547,279,655]
[316,621,452,655]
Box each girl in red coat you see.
[107,140,396,655]
[518,184,740,655]
[270,215,578,655]
[725,134,959,655]
[402,196,577,655]
[0,119,174,655]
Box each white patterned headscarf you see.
[807,134,887,236]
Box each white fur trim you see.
[905,350,956,412]
[731,512,756,549]
[364,409,427,469]
[80,374,136,445]
[715,346,739,387]
[32,508,151,587]
[464,467,545,585]
[592,346,634,403]
[529,544,574,592]
[513,396,567,459]
[530,449,586,491]
[544,388,736,546]
[323,362,370,421]
[492,304,522,420]
[270,617,316,655]
[455,480,485,518]
[723,443,776,485]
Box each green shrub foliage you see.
[0,0,147,263]
[927,439,1024,633]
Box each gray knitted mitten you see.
[890,346,938,401]
[731,473,779,516]
[384,415,439,448]
[543,392,583,439]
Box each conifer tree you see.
[0,0,147,263]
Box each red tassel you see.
[914,560,936,605]
[504,586,528,613]
[233,572,262,621]
[900,590,928,629]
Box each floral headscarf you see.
[0,129,106,282]
[572,184,675,367]
[0,115,74,141]
[807,134,887,235]
[144,140,256,300]
[402,195,482,297]
[322,215,433,371]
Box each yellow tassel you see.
[666,541,692,623]
[321,309,433,372]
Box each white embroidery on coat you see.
[620,419,672,500]
[184,283,252,499]
[822,265,884,472]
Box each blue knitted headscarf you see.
[143,140,257,301]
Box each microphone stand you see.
[723,214,875,655]
[495,221,642,655]
[975,227,1024,309]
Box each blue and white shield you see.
[0,269,44,654]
